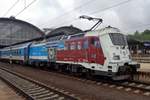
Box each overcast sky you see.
[0,0,150,34]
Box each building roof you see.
[0,17,44,47]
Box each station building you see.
[0,17,44,48]
[127,37,150,56]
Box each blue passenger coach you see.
[0,47,10,60]
[0,43,31,64]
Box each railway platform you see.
[0,79,23,100]
[139,63,150,72]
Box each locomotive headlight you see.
[113,55,120,60]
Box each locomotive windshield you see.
[109,33,127,46]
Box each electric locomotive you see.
[46,16,140,80]
[46,26,140,80]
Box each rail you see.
[0,67,78,100]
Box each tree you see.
[134,30,140,36]
[142,29,150,35]
[128,29,150,41]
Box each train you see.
[0,25,140,80]
[0,16,140,80]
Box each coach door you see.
[48,48,56,62]
[24,47,29,63]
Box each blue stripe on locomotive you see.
[28,43,48,63]
[46,40,65,49]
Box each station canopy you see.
[0,17,44,47]
[46,26,83,37]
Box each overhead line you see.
[41,0,94,26]
[51,0,93,20]
[3,0,20,17]
[89,0,133,15]
[15,0,37,17]
[52,0,134,27]
[52,18,78,28]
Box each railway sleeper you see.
[18,84,39,88]
[28,89,48,95]
[38,94,59,100]
[24,88,45,93]
[32,93,54,99]
[34,92,55,99]
[30,90,50,96]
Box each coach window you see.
[19,50,21,55]
[18,50,20,55]
[15,50,16,55]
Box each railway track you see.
[0,67,78,100]
[0,62,150,99]
[72,77,150,96]
[48,69,150,96]
[109,80,150,95]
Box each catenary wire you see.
[15,0,37,17]
[40,0,94,27]
[51,0,134,27]
[3,0,20,17]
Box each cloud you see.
[0,0,150,34]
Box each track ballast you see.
[0,67,78,100]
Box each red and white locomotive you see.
[48,25,139,80]
[46,16,139,80]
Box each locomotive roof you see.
[85,26,121,36]
[46,26,83,37]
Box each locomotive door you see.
[89,37,105,65]
[48,48,56,62]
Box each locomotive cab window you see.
[109,33,127,46]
